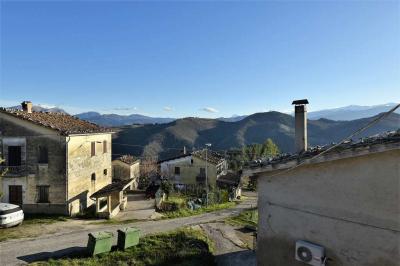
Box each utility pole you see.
[205,143,211,206]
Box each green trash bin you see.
[117,227,140,250]
[87,231,114,256]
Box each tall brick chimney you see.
[21,101,33,113]
[292,99,309,153]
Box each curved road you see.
[0,196,256,266]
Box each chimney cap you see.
[292,99,309,105]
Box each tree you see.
[0,158,6,198]
[262,138,280,157]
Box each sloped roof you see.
[90,179,134,198]
[158,149,225,165]
[247,129,400,170]
[0,108,112,135]
[192,149,225,165]
[115,155,140,165]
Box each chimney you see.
[292,99,309,153]
[21,101,33,113]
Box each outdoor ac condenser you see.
[295,240,326,266]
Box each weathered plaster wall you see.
[67,134,112,215]
[0,113,67,214]
[112,160,140,189]
[257,149,400,266]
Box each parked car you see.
[0,203,24,228]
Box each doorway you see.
[9,185,23,206]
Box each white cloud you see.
[202,107,219,113]
[163,106,173,112]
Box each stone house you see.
[244,100,400,266]
[0,101,115,216]
[158,149,228,188]
[112,155,140,190]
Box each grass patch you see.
[162,201,237,219]
[225,208,258,228]
[31,228,215,266]
[0,214,69,242]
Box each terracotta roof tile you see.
[0,108,112,135]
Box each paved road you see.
[0,197,256,266]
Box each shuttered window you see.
[37,186,49,203]
[38,146,48,163]
[91,142,96,157]
[103,140,107,153]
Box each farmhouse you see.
[245,100,400,266]
[0,101,130,217]
[158,149,228,188]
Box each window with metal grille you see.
[103,140,107,153]
[37,186,49,203]
[91,142,96,157]
[38,146,48,164]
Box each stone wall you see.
[0,113,68,214]
[257,149,400,266]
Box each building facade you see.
[159,150,227,188]
[0,102,113,215]
[112,155,140,190]
[245,100,400,266]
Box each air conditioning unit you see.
[295,240,326,266]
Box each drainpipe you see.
[65,136,71,215]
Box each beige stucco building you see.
[159,150,227,188]
[0,101,114,216]
[112,155,140,190]
[245,100,400,266]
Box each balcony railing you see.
[0,165,27,176]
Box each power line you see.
[264,103,400,179]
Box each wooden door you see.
[9,185,23,206]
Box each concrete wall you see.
[0,113,68,214]
[257,149,400,266]
[67,134,112,215]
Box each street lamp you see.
[205,143,212,206]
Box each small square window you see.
[103,169,107,176]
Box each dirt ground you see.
[200,221,257,266]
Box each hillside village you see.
[0,99,398,266]
[1,1,399,265]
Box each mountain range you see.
[112,111,400,160]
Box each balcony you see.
[0,165,27,177]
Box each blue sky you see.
[1,1,399,117]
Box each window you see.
[174,167,180,175]
[8,146,21,166]
[37,186,49,203]
[199,168,206,177]
[103,169,107,176]
[91,173,96,181]
[38,146,48,164]
[191,159,193,164]
[103,140,107,153]
[91,142,96,157]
